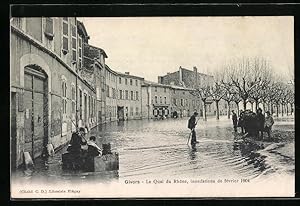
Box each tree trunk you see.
[290,103,293,115]
[276,104,279,117]
[286,104,289,116]
[281,103,284,117]
[255,99,259,113]
[243,99,247,110]
[216,100,220,120]
[262,102,266,113]
[235,102,240,116]
[227,101,230,119]
[202,101,207,121]
[271,103,273,114]
[251,102,254,112]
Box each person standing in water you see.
[188,112,199,144]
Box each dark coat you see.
[232,113,238,125]
[188,115,197,129]
[68,132,87,153]
[256,113,265,130]
[87,145,100,157]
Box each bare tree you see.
[286,88,294,115]
[222,57,271,111]
[191,85,211,121]
[231,93,242,116]
[221,87,235,119]
[248,58,272,112]
[210,82,225,120]
[270,82,284,117]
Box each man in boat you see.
[87,136,102,157]
[68,127,88,153]
[188,112,199,144]
[64,127,88,169]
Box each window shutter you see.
[46,18,53,34]
[63,37,68,51]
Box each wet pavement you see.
[13,115,295,184]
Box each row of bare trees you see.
[191,57,294,121]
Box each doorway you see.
[23,66,48,160]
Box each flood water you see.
[13,115,294,185]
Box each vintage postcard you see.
[10,16,295,198]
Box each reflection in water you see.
[188,143,197,160]
[13,117,294,183]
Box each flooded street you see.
[13,116,294,185]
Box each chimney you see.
[158,76,163,84]
[193,66,198,89]
[125,72,130,75]
[179,66,183,83]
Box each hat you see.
[194,112,199,115]
[79,127,85,132]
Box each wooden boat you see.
[62,143,119,172]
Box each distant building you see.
[104,65,118,122]
[158,66,216,117]
[158,66,214,89]
[141,81,172,119]
[116,72,144,121]
[169,85,202,118]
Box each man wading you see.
[188,112,199,144]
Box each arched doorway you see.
[23,65,48,160]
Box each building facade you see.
[10,17,107,167]
[116,72,144,121]
[169,86,202,118]
[105,65,118,122]
[141,81,172,119]
[158,66,216,117]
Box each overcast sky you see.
[79,17,294,82]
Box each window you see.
[173,90,176,94]
[173,98,177,105]
[130,107,133,116]
[119,77,122,84]
[61,81,67,114]
[181,99,184,106]
[164,87,166,92]
[62,18,69,53]
[135,80,138,86]
[155,96,158,104]
[164,97,167,104]
[154,87,157,92]
[136,91,139,100]
[125,78,128,85]
[78,36,82,68]
[131,91,134,100]
[88,95,91,117]
[160,96,162,104]
[71,86,76,114]
[94,99,96,117]
[125,90,128,100]
[112,88,116,99]
[130,79,133,85]
[136,107,139,116]
[44,17,54,40]
[183,91,185,95]
[119,90,123,99]
[186,99,188,106]
[79,89,82,119]
[71,24,77,62]
[106,85,110,97]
